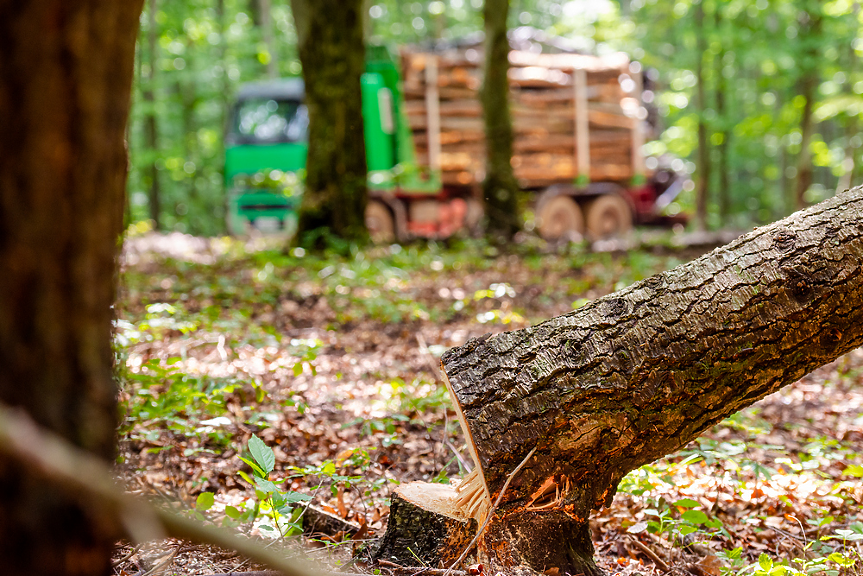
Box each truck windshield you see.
[230,99,308,144]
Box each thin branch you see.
[0,402,322,576]
[628,536,671,572]
[445,445,538,574]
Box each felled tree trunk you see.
[381,187,863,575]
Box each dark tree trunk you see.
[258,0,278,78]
[180,43,199,231]
[794,9,822,211]
[145,0,161,228]
[794,74,817,210]
[481,0,521,241]
[695,2,710,231]
[0,1,143,574]
[382,187,863,576]
[714,6,731,223]
[291,0,368,247]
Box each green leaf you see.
[196,492,215,511]
[283,491,312,503]
[682,510,709,525]
[254,476,278,494]
[321,461,336,476]
[842,464,863,477]
[237,470,256,486]
[225,505,241,519]
[293,363,303,376]
[759,553,773,571]
[828,553,855,568]
[239,455,265,478]
[678,525,698,536]
[673,498,700,508]
[248,434,275,475]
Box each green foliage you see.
[235,434,311,538]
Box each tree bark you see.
[0,1,143,574]
[481,0,521,241]
[291,0,368,247]
[714,6,731,223]
[145,0,162,228]
[694,2,710,231]
[793,9,822,211]
[384,187,863,575]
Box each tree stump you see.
[379,187,863,576]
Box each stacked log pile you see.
[400,47,643,189]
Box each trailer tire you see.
[585,193,633,239]
[537,195,584,240]
[365,200,396,243]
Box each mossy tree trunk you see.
[0,1,143,574]
[291,0,368,247]
[481,0,521,241]
[383,187,863,576]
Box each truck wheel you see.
[585,194,633,239]
[537,195,584,240]
[366,200,396,243]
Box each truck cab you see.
[225,78,308,234]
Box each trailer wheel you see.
[585,194,633,239]
[365,200,396,243]
[537,195,584,240]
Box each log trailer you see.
[224,42,684,241]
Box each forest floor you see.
[112,231,863,576]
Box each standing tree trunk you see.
[793,9,822,211]
[694,2,710,231]
[481,0,521,241]
[714,6,731,223]
[291,0,368,247]
[259,0,278,78]
[378,186,863,576]
[145,0,162,228]
[794,73,817,210]
[0,1,143,575]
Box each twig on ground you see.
[0,401,323,576]
[444,445,538,575]
[628,536,671,572]
[444,440,472,473]
[113,543,143,568]
[378,560,467,576]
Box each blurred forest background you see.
[127,0,862,236]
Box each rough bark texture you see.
[0,1,143,574]
[372,494,475,568]
[291,0,368,246]
[434,187,863,574]
[481,0,521,240]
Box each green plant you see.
[234,434,311,538]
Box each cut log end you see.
[371,489,476,568]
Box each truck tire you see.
[585,194,633,239]
[537,195,584,240]
[365,200,396,243]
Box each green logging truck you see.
[225,41,684,241]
